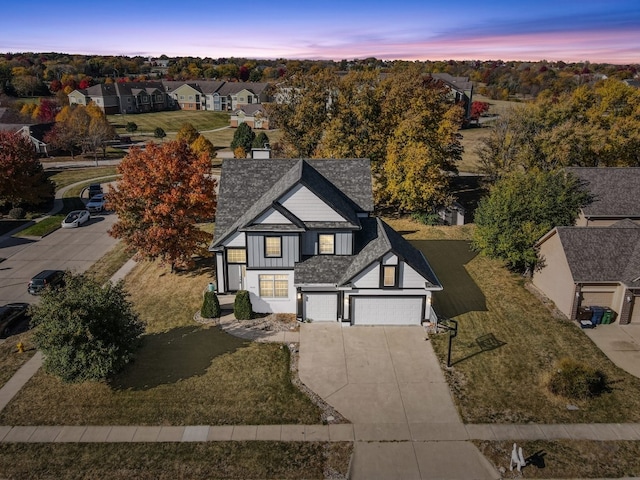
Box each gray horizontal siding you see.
[247,233,299,268]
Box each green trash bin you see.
[602,308,614,324]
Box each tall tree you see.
[0,131,54,208]
[176,123,199,145]
[472,170,591,274]
[108,140,217,272]
[31,273,144,383]
[230,122,255,153]
[266,69,337,157]
[377,67,463,211]
[84,103,115,163]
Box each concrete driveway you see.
[299,323,499,480]
[584,323,640,378]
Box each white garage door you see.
[352,296,424,326]
[581,291,615,308]
[303,293,338,322]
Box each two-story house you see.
[210,158,442,325]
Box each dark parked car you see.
[28,270,65,295]
[88,183,103,198]
[0,303,30,338]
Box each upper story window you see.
[227,248,246,264]
[382,265,398,288]
[265,236,281,258]
[318,234,335,255]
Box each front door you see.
[228,265,245,291]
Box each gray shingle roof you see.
[338,218,441,288]
[556,219,640,287]
[566,167,640,218]
[212,158,373,247]
[295,255,354,285]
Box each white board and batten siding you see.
[280,184,346,222]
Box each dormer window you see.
[382,265,398,288]
[265,236,282,258]
[318,234,335,255]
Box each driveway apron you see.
[299,323,499,480]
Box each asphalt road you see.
[0,212,119,305]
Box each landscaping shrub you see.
[125,122,138,133]
[234,290,253,320]
[547,357,608,400]
[154,127,166,139]
[411,210,440,226]
[201,290,221,318]
[8,207,25,219]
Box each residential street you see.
[0,213,119,305]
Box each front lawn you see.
[382,218,640,424]
[412,234,640,423]
[46,166,118,190]
[108,111,230,135]
[475,440,640,478]
[0,442,352,480]
[0,260,322,426]
[0,331,37,389]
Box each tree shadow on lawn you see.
[111,325,248,391]
[410,240,487,317]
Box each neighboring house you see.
[74,80,273,114]
[533,220,640,324]
[0,122,53,156]
[230,104,270,129]
[216,82,271,111]
[69,81,167,114]
[430,73,474,121]
[210,158,442,325]
[567,167,640,226]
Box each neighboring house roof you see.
[294,217,442,288]
[550,219,640,287]
[218,82,270,96]
[567,167,640,219]
[430,73,474,93]
[213,158,373,247]
[233,104,267,116]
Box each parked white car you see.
[86,194,106,213]
[61,210,91,228]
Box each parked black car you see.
[0,303,30,338]
[87,183,103,198]
[28,270,65,295]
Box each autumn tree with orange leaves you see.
[108,140,217,272]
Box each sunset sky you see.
[1,0,639,63]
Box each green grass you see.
[63,176,118,199]
[15,215,65,237]
[475,440,640,478]
[108,111,230,135]
[0,442,353,480]
[84,241,132,285]
[46,167,118,191]
[411,234,640,424]
[0,260,322,426]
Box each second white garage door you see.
[303,293,338,322]
[351,296,424,326]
